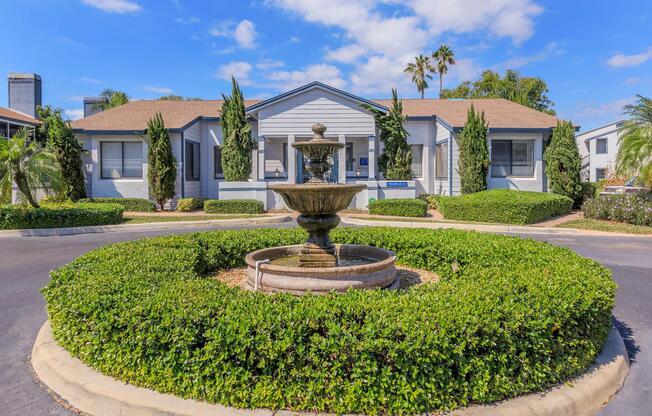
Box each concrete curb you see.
[32,321,628,416]
[340,216,652,238]
[0,215,291,238]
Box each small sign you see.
[359,156,368,166]
[386,181,408,188]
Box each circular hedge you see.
[43,227,615,415]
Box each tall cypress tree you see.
[221,77,256,181]
[544,120,582,200]
[458,105,489,194]
[146,112,176,210]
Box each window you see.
[214,146,223,179]
[435,142,448,179]
[596,138,608,154]
[100,141,142,179]
[282,142,288,173]
[596,168,606,180]
[345,143,353,171]
[411,144,423,177]
[185,141,200,181]
[491,140,534,177]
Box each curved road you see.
[0,224,649,415]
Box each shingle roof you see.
[0,106,40,126]
[71,97,558,132]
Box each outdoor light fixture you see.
[356,167,361,178]
[274,168,280,181]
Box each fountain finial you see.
[312,123,327,140]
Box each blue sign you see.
[386,181,408,188]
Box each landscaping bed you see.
[557,218,652,235]
[582,192,652,226]
[204,199,264,214]
[42,227,614,415]
[0,203,124,230]
[435,189,573,224]
[79,197,156,212]
[368,198,427,217]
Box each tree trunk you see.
[439,73,443,98]
[13,170,39,208]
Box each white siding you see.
[89,135,149,199]
[576,122,622,182]
[433,121,452,195]
[183,122,201,198]
[405,119,435,195]
[258,88,375,137]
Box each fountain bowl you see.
[269,183,365,215]
[245,244,398,295]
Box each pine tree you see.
[544,120,582,199]
[146,112,177,210]
[363,89,412,180]
[221,77,256,181]
[458,105,489,194]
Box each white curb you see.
[32,322,628,416]
[0,215,291,238]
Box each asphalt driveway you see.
[0,225,649,415]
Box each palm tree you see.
[404,55,434,99]
[616,95,652,185]
[432,45,456,98]
[0,129,63,207]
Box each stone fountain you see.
[245,123,398,294]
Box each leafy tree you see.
[363,89,412,180]
[158,95,202,101]
[146,112,177,210]
[442,69,555,114]
[432,45,456,98]
[37,106,87,201]
[544,121,582,200]
[458,105,489,193]
[95,88,129,111]
[616,95,652,186]
[404,54,434,99]
[220,77,256,181]
[0,129,63,208]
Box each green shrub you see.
[574,182,597,209]
[437,189,573,224]
[582,192,652,226]
[176,197,203,212]
[79,197,156,212]
[0,203,124,229]
[368,198,427,217]
[204,199,264,214]
[43,227,615,415]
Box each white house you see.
[576,120,624,182]
[70,82,560,209]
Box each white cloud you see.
[234,20,257,49]
[64,109,84,121]
[53,36,87,48]
[289,36,301,43]
[576,98,633,117]
[176,17,200,24]
[326,44,367,64]
[81,76,103,84]
[448,58,482,83]
[209,20,233,37]
[498,42,565,69]
[217,61,253,84]
[82,0,142,14]
[607,46,652,68]
[624,77,641,85]
[142,85,173,94]
[256,59,284,70]
[266,64,346,90]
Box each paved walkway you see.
[0,223,649,415]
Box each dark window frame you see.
[596,138,608,154]
[100,141,143,179]
[185,141,200,181]
[411,144,424,178]
[213,145,223,179]
[490,140,535,178]
[435,142,448,179]
[596,168,607,180]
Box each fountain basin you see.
[245,244,398,294]
[269,183,366,215]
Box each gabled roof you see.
[0,106,41,126]
[576,120,626,140]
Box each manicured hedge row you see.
[368,198,428,217]
[79,197,156,212]
[437,189,573,224]
[583,192,652,226]
[43,227,615,415]
[204,199,264,214]
[0,203,124,229]
[176,197,203,212]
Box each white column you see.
[368,135,376,180]
[287,134,296,184]
[257,135,266,181]
[338,134,346,184]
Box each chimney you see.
[8,73,42,117]
[83,97,104,118]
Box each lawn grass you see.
[557,219,652,235]
[122,214,260,224]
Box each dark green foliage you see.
[545,121,582,201]
[437,189,573,224]
[363,89,412,179]
[575,182,597,209]
[79,197,156,212]
[458,106,489,194]
[442,69,555,115]
[96,88,129,111]
[43,227,615,415]
[0,203,123,229]
[368,198,427,217]
[176,197,203,212]
[203,199,264,214]
[146,112,177,210]
[221,78,256,181]
[582,192,652,226]
[38,106,87,201]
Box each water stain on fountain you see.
[245,123,398,294]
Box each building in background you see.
[576,121,624,182]
[1,73,41,138]
[83,97,104,118]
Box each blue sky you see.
[1,0,651,130]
